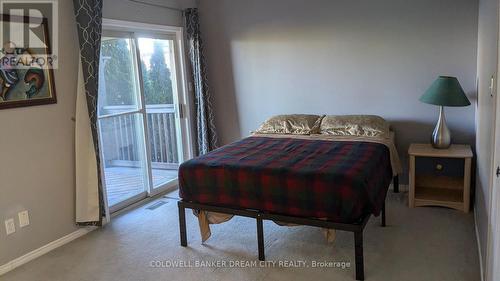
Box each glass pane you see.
[99,37,140,116]
[138,37,180,188]
[99,114,148,207]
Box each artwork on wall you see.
[0,14,56,109]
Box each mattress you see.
[178,136,393,223]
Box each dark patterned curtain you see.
[185,8,218,155]
[73,0,104,226]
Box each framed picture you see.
[0,14,56,109]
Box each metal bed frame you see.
[178,175,399,281]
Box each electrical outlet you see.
[18,210,30,228]
[5,218,15,235]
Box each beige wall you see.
[0,0,194,267]
[198,0,479,183]
[475,0,498,272]
[0,0,80,265]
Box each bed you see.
[177,115,401,280]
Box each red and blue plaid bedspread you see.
[179,136,392,223]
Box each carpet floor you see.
[2,190,480,281]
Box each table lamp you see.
[420,76,471,149]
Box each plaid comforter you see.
[179,136,392,223]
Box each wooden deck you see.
[104,167,178,206]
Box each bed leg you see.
[178,202,187,247]
[381,200,386,227]
[256,217,265,261]
[393,175,399,193]
[354,231,365,281]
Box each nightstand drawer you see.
[415,157,464,178]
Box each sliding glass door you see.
[138,36,183,190]
[98,28,188,212]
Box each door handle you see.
[496,166,500,178]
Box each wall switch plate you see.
[18,211,30,228]
[5,218,15,235]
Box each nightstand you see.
[408,144,473,213]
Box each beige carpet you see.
[2,190,480,281]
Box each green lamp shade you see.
[420,76,471,107]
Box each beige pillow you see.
[255,114,324,135]
[320,115,390,137]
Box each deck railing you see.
[146,105,179,166]
[99,104,179,169]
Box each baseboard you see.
[475,209,485,281]
[0,227,95,276]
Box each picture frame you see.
[0,13,57,109]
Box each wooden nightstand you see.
[408,144,473,213]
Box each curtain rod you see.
[128,0,184,12]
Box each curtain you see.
[185,8,218,155]
[73,0,104,226]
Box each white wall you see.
[199,0,479,182]
[0,0,195,267]
[475,0,498,273]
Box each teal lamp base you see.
[431,106,451,149]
